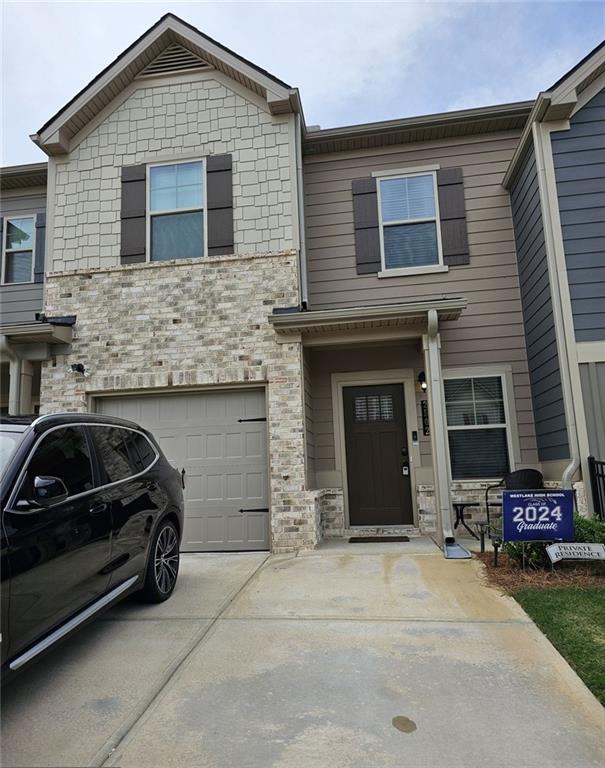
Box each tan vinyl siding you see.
[303,129,538,466]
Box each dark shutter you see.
[206,154,233,257]
[437,168,469,266]
[120,164,146,264]
[352,177,381,274]
[34,212,46,283]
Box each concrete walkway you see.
[2,540,604,767]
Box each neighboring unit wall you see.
[580,361,605,459]
[551,86,605,342]
[303,346,316,488]
[509,145,569,461]
[0,189,46,325]
[49,71,295,272]
[303,131,538,466]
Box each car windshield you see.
[0,430,25,475]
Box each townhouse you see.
[1,14,603,553]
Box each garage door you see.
[97,390,269,552]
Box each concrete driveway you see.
[2,539,604,768]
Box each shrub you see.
[503,514,605,569]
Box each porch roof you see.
[268,298,466,338]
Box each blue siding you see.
[552,87,605,342]
[510,145,569,461]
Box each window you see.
[2,216,35,284]
[354,394,394,422]
[17,426,93,502]
[444,375,511,479]
[91,427,155,484]
[92,427,135,484]
[148,160,204,261]
[377,172,441,271]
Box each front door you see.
[343,384,413,526]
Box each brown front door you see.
[343,384,413,526]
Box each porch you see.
[270,298,469,548]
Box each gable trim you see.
[32,13,296,155]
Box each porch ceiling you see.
[268,298,466,339]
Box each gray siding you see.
[580,361,605,459]
[552,87,605,342]
[303,131,539,466]
[510,146,569,461]
[0,189,46,325]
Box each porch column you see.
[422,310,454,545]
[18,359,34,415]
[0,335,21,416]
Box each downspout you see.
[532,122,580,489]
[0,335,21,416]
[295,112,309,308]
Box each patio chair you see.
[484,468,544,529]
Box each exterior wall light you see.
[418,371,427,392]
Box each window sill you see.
[377,265,449,279]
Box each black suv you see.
[1,413,184,677]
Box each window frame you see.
[146,158,207,263]
[1,214,36,285]
[6,423,159,511]
[375,169,445,277]
[442,368,519,481]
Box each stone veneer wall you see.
[51,72,294,272]
[41,250,320,553]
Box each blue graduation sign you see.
[502,490,575,542]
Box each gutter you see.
[532,122,580,488]
[294,112,309,307]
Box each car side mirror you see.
[33,475,69,506]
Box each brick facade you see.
[41,251,321,553]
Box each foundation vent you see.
[138,44,212,78]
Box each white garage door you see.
[97,390,269,552]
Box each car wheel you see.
[139,519,180,603]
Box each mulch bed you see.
[476,552,605,594]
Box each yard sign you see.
[502,490,574,542]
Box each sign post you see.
[502,490,575,543]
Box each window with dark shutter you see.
[34,212,46,283]
[436,168,469,266]
[120,164,147,264]
[206,154,234,257]
[352,177,381,275]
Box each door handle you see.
[89,501,108,517]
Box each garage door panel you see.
[97,389,268,551]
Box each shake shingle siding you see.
[552,87,605,342]
[510,145,569,461]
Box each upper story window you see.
[377,172,442,272]
[2,216,35,284]
[444,374,512,480]
[148,160,205,261]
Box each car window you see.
[131,431,156,471]
[0,430,25,475]
[17,426,94,502]
[91,426,133,484]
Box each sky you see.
[2,0,604,164]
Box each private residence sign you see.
[502,490,575,542]
[546,543,605,563]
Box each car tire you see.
[139,519,180,603]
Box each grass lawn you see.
[514,587,605,706]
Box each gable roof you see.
[32,13,299,156]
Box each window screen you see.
[379,174,439,270]
[444,376,510,479]
[149,161,204,261]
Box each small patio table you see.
[453,502,480,540]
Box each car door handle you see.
[89,501,108,517]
